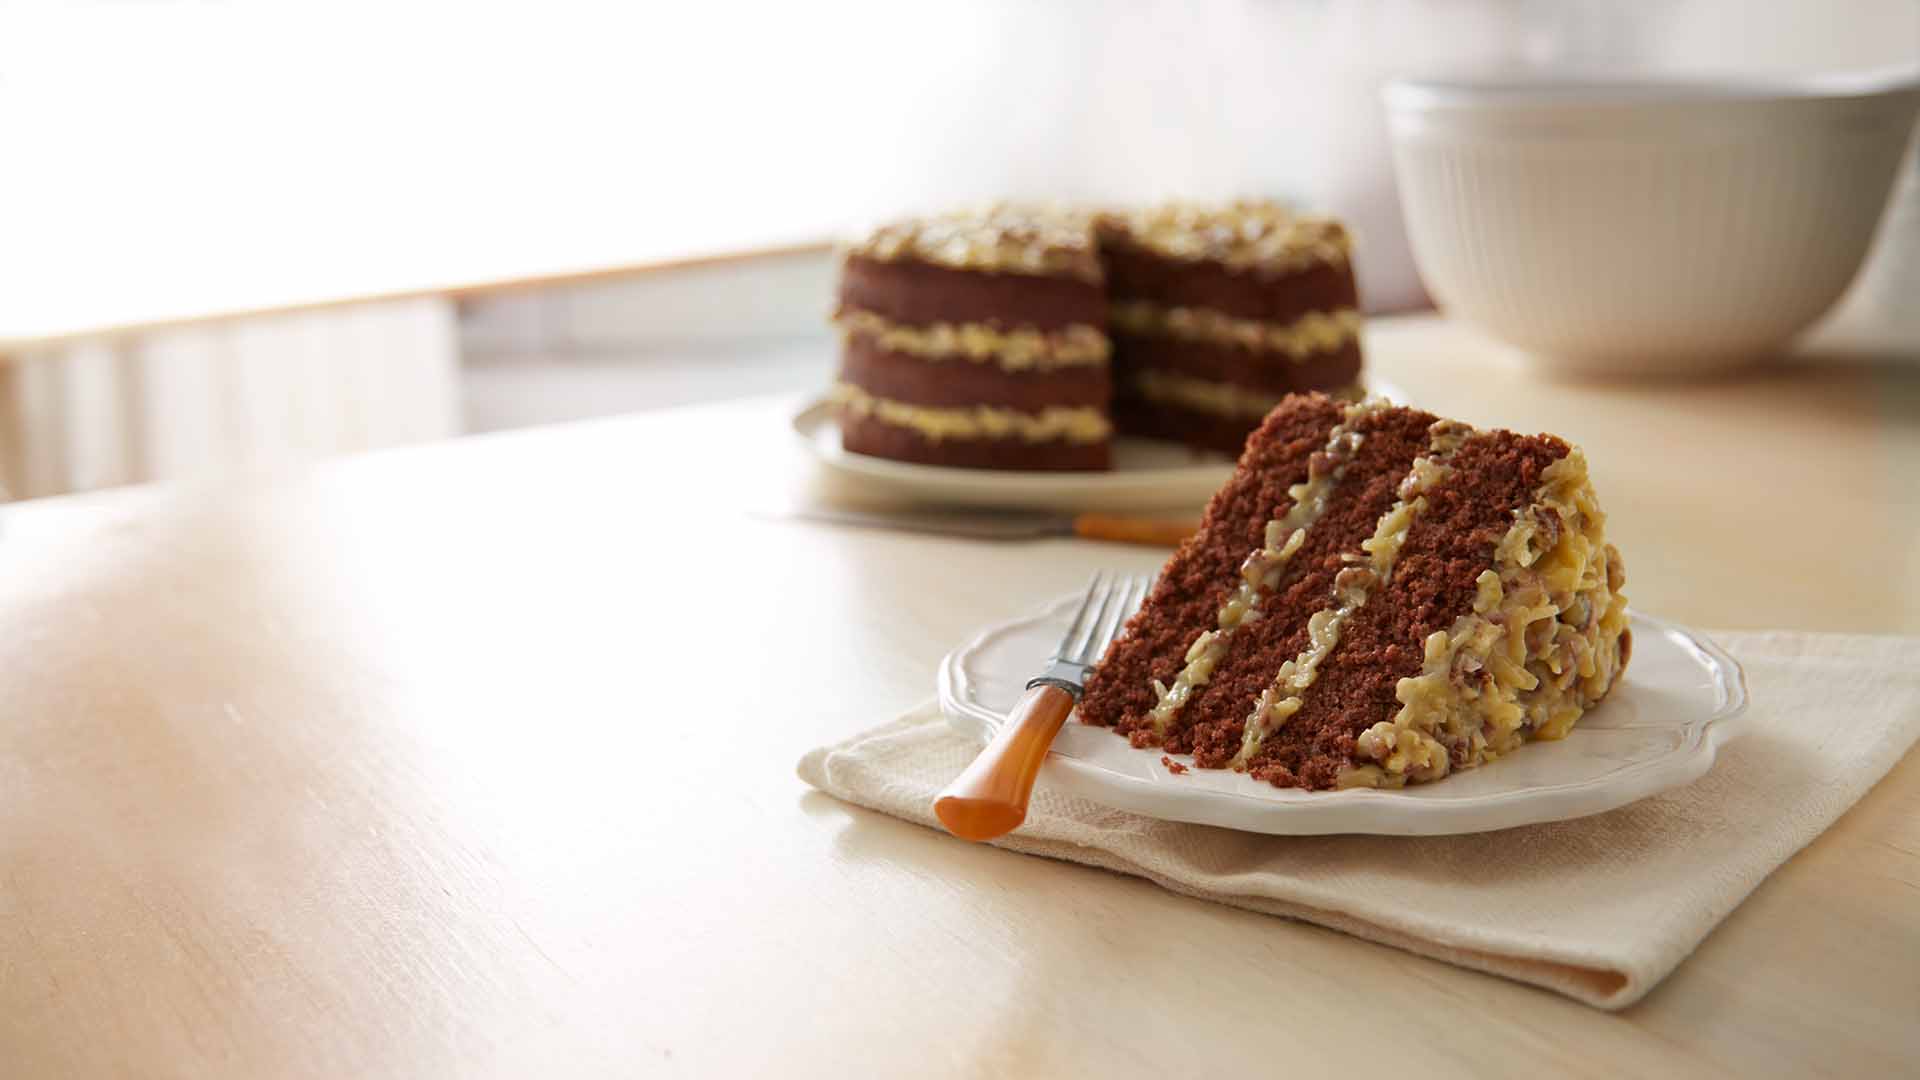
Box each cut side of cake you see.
[829,201,1364,470]
[1100,204,1365,456]
[831,207,1114,471]
[1077,393,1630,790]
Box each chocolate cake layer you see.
[1111,334,1363,397]
[1110,394,1270,456]
[1173,405,1442,761]
[1080,395,1347,731]
[839,255,1105,333]
[839,410,1109,471]
[1245,432,1570,788]
[1101,246,1358,325]
[842,334,1109,412]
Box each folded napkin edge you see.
[798,741,1645,1008]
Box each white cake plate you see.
[790,377,1407,512]
[938,596,1747,836]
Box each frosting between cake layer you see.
[1110,302,1362,359]
[829,382,1111,444]
[1231,420,1474,768]
[1143,398,1388,737]
[833,307,1110,370]
[845,206,1102,283]
[1102,202,1352,272]
[1339,448,1630,789]
[1126,369,1282,419]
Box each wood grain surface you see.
[0,315,1915,1077]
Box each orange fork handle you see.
[933,684,1076,842]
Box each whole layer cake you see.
[829,202,1362,471]
[1078,393,1631,790]
[831,207,1114,471]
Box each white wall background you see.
[3,0,1915,338]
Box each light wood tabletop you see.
[1,316,1915,1077]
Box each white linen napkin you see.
[797,631,1920,1009]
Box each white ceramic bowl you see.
[1385,70,1920,375]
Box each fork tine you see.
[1121,573,1149,635]
[1062,573,1118,663]
[1057,571,1106,659]
[1081,575,1139,664]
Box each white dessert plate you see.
[938,595,1747,836]
[792,378,1406,512]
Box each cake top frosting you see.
[844,205,1102,283]
[1102,201,1352,273]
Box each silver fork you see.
[934,572,1152,842]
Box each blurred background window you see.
[1,0,1915,498]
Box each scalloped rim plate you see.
[938,595,1748,835]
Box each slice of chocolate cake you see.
[1078,393,1630,790]
[1100,203,1364,456]
[831,206,1114,471]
